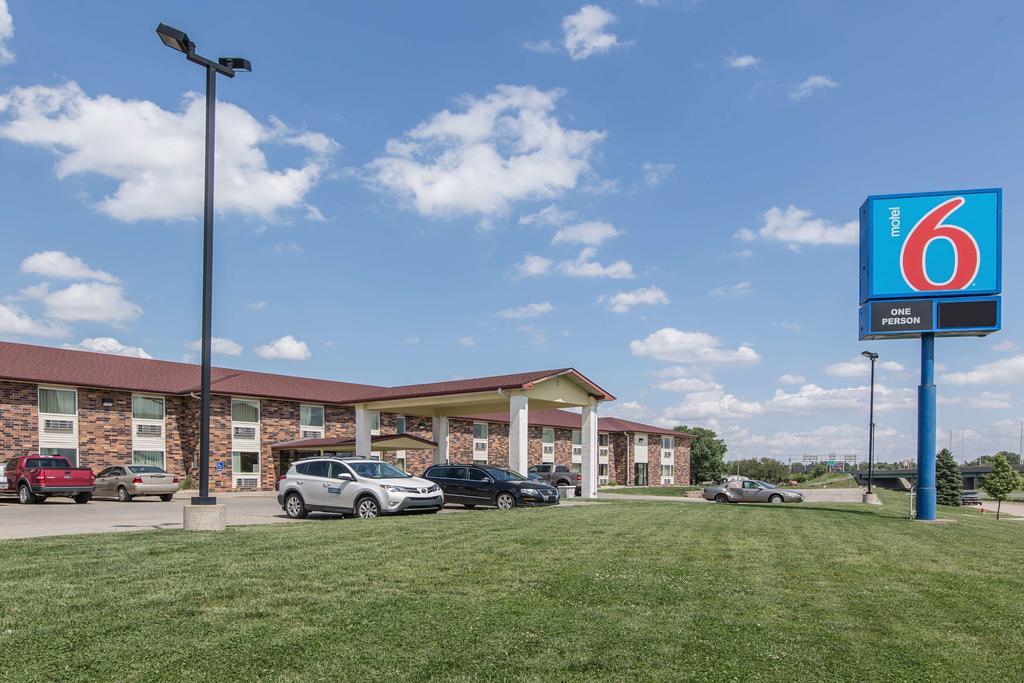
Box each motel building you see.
[0,342,691,496]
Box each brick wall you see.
[77,388,132,471]
[0,380,37,456]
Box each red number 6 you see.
[900,197,979,291]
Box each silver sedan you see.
[94,465,180,502]
[702,479,804,504]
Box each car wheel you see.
[18,483,36,505]
[73,493,91,504]
[117,486,133,503]
[714,493,730,504]
[356,496,380,519]
[284,492,308,519]
[496,492,516,510]
[159,494,174,502]
[769,494,784,504]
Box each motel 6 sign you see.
[859,188,1002,339]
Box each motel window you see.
[396,454,407,472]
[132,395,164,420]
[370,411,381,433]
[133,450,166,468]
[599,464,609,477]
[38,388,76,415]
[634,463,649,486]
[232,398,260,423]
[599,433,609,447]
[661,436,674,451]
[300,404,324,428]
[662,464,675,483]
[542,428,555,460]
[232,451,260,474]
[473,422,488,462]
[396,415,407,433]
[40,447,78,466]
[572,430,582,458]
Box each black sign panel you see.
[938,299,998,329]
[870,299,933,334]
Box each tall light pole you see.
[1015,419,1023,463]
[156,24,251,506]
[861,351,878,497]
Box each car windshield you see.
[754,480,778,489]
[128,466,165,473]
[349,461,410,479]
[25,457,70,468]
[482,467,527,482]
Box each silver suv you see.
[277,457,443,519]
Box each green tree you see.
[980,453,1024,520]
[968,451,1021,467]
[733,457,791,483]
[935,448,962,507]
[674,426,726,483]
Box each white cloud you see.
[641,162,674,188]
[559,247,634,279]
[630,328,760,365]
[367,85,604,219]
[514,254,554,278]
[255,335,311,361]
[458,336,477,347]
[610,400,657,422]
[826,356,904,378]
[710,281,752,298]
[766,383,913,413]
[944,354,1024,386]
[736,205,857,247]
[730,248,753,259]
[404,336,420,345]
[75,337,151,359]
[20,251,118,283]
[523,40,559,54]
[273,241,304,254]
[606,286,669,313]
[662,386,764,421]
[0,303,68,338]
[40,282,141,323]
[790,74,839,101]
[562,5,625,60]
[940,390,1012,410]
[186,337,243,356]
[778,373,807,385]
[0,82,336,221]
[497,301,554,319]
[776,320,802,333]
[246,301,268,310]
[991,340,1017,352]
[0,0,12,65]
[655,377,720,393]
[726,55,760,69]
[552,221,620,246]
[519,204,576,226]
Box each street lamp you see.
[156,23,250,507]
[861,351,879,496]
[1014,419,1023,463]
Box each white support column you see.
[508,395,529,475]
[355,406,371,458]
[432,416,449,464]
[581,403,599,498]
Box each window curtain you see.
[39,388,76,415]
[132,396,164,420]
[232,399,260,423]
[301,405,324,427]
[133,450,165,467]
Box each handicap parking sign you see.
[215,461,225,472]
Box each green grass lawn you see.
[599,485,700,496]
[2,493,1023,681]
[797,472,862,488]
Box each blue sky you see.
[1,0,1022,462]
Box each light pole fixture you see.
[156,23,251,506]
[1015,419,1023,463]
[861,351,879,495]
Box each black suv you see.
[423,464,560,509]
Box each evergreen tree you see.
[981,453,1024,520]
[935,448,962,506]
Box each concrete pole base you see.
[862,492,882,505]
[183,504,226,531]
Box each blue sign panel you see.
[860,188,1001,303]
[215,461,225,472]
[859,295,1000,340]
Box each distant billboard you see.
[860,189,1001,304]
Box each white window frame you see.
[132,393,166,463]
[541,427,555,463]
[395,415,408,470]
[300,403,325,440]
[133,450,167,469]
[662,463,675,484]
[473,422,488,463]
[38,385,79,458]
[571,429,582,464]
[661,435,674,462]
[231,398,261,489]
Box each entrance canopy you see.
[271,433,437,454]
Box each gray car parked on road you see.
[94,464,180,502]
[702,479,804,504]
[277,457,443,519]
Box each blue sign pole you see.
[916,333,937,520]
